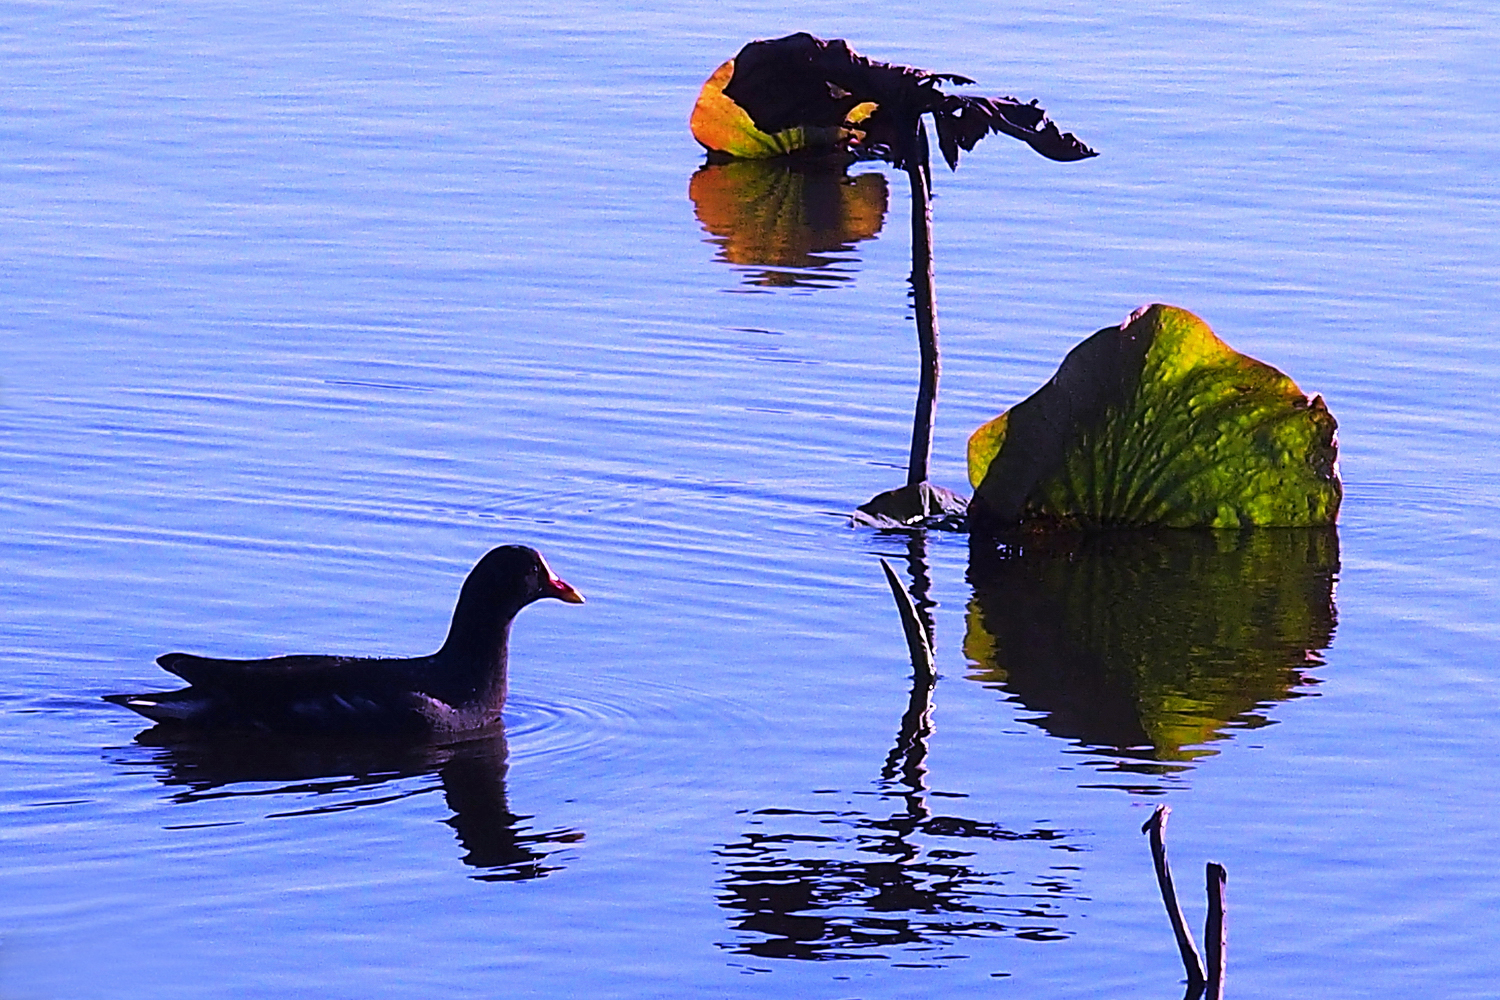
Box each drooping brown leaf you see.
[721,35,883,134]
[719,32,1096,169]
[931,94,1095,167]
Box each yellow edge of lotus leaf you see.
[967,411,1009,489]
[689,60,868,159]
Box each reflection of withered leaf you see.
[688,159,887,271]
[964,528,1339,766]
[717,804,1079,960]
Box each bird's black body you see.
[105,546,583,735]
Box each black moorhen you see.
[104,545,584,735]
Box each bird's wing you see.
[155,651,413,692]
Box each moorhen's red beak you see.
[544,573,585,604]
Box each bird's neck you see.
[435,607,520,705]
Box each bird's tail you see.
[103,691,201,723]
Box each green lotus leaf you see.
[968,304,1342,530]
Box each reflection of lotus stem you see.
[905,119,940,488]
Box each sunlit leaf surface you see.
[969,305,1342,529]
[690,59,849,159]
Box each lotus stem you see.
[905,117,940,488]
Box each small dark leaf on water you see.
[852,481,968,530]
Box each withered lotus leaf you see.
[691,36,1095,168]
[968,305,1342,530]
[718,33,1096,169]
[690,59,865,159]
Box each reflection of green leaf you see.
[968,305,1342,530]
[964,528,1339,766]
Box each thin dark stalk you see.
[879,558,935,683]
[1142,805,1207,994]
[1205,862,1227,1000]
[878,556,936,809]
[905,118,940,488]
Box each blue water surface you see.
[1,2,1497,998]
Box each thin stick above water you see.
[1205,861,1227,999]
[879,558,935,682]
[1142,804,1207,993]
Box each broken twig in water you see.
[879,558,935,682]
[1142,804,1207,993]
[1205,861,1227,999]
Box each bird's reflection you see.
[716,535,1084,965]
[688,158,888,289]
[965,527,1340,790]
[110,727,582,881]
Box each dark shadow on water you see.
[965,527,1340,791]
[107,727,582,881]
[688,158,888,290]
[716,534,1085,966]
